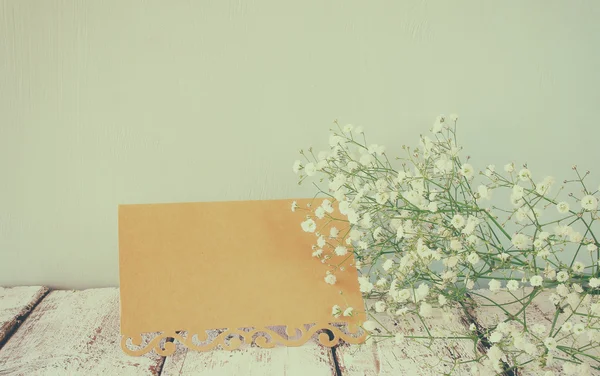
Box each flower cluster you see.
[292,116,600,375]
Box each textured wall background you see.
[1,1,599,288]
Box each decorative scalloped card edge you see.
[119,199,366,355]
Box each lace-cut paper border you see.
[121,323,367,356]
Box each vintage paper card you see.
[119,198,366,356]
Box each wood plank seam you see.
[0,287,50,351]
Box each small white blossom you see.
[334,246,348,256]
[489,331,503,343]
[573,323,585,336]
[532,324,546,335]
[328,226,339,238]
[315,206,325,219]
[301,218,317,233]
[477,185,490,200]
[324,273,337,285]
[332,305,342,318]
[304,162,317,176]
[581,195,598,211]
[362,320,377,332]
[460,164,474,179]
[312,249,323,257]
[572,261,585,274]
[438,294,447,306]
[556,201,570,214]
[293,160,302,174]
[374,301,386,313]
[467,252,480,265]
[469,323,477,331]
[557,271,569,282]
[451,214,466,229]
[518,168,532,181]
[506,280,519,291]
[562,321,573,333]
[395,307,408,316]
[343,307,354,317]
[588,243,598,252]
[291,201,298,212]
[504,163,514,173]
[544,337,557,350]
[432,115,445,133]
[590,278,600,288]
[512,233,531,250]
[530,275,543,287]
[382,259,394,271]
[488,279,502,292]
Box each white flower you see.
[512,184,524,200]
[334,246,348,256]
[326,227,338,240]
[466,279,475,289]
[544,337,557,350]
[590,278,600,288]
[317,236,326,248]
[347,160,359,172]
[467,252,480,265]
[382,259,394,271]
[506,280,519,291]
[469,323,477,332]
[557,271,569,282]
[489,331,503,343]
[396,289,411,302]
[460,164,474,179]
[415,283,430,302]
[315,206,325,219]
[587,243,598,252]
[375,278,387,287]
[321,199,334,214]
[395,307,408,316]
[556,284,569,297]
[362,320,377,332]
[332,305,341,318]
[301,218,317,233]
[556,202,570,214]
[530,275,543,287]
[312,249,323,257]
[438,294,447,306]
[343,307,354,317]
[358,276,374,293]
[419,302,433,317]
[511,233,531,250]
[304,162,317,176]
[451,214,466,229]
[291,201,298,212]
[477,185,490,200]
[375,301,386,313]
[432,115,445,133]
[581,195,598,211]
[488,279,501,292]
[518,168,532,181]
[293,160,302,174]
[324,273,337,285]
[562,321,573,333]
[504,163,514,173]
[571,261,585,274]
[394,333,405,344]
[569,231,583,243]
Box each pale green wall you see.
[1,1,599,288]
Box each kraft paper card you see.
[119,198,366,356]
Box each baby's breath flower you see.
[304,162,317,176]
[395,307,408,316]
[469,323,477,331]
[301,218,317,233]
[467,252,480,265]
[562,321,573,333]
[544,337,557,350]
[557,201,570,214]
[329,227,339,238]
[573,323,585,336]
[557,271,569,282]
[343,307,354,317]
[334,246,348,256]
[530,275,543,287]
[291,201,298,212]
[581,195,598,211]
[504,163,515,173]
[382,259,394,271]
[532,324,546,335]
[312,249,323,257]
[374,301,386,313]
[315,206,325,219]
[588,243,598,252]
[590,278,600,288]
[438,294,447,306]
[489,331,503,343]
[506,280,519,291]
[324,273,337,285]
[332,305,342,318]
[293,160,302,174]
[460,164,474,179]
[512,233,531,250]
[518,168,532,181]
[488,279,502,292]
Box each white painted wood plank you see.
[161,327,337,376]
[0,288,164,376]
[0,286,49,349]
[334,301,480,375]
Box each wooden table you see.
[0,286,575,375]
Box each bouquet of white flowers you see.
[293,116,600,375]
